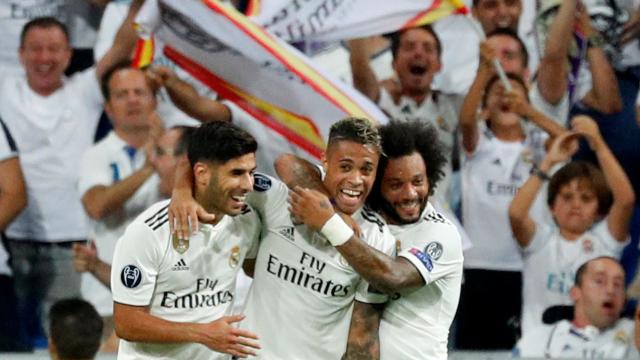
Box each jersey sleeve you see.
[521,221,553,255]
[111,220,166,306]
[593,217,629,256]
[242,207,262,260]
[398,220,462,286]
[77,146,112,196]
[246,173,289,223]
[70,67,103,111]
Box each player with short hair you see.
[111,122,262,359]
[283,120,463,359]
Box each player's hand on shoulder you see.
[200,314,260,358]
[168,188,215,240]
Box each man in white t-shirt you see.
[111,121,262,359]
[514,256,640,358]
[0,117,27,350]
[76,63,163,350]
[0,3,143,348]
[283,120,463,359]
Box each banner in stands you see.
[246,0,468,42]
[136,0,390,159]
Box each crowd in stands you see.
[1,0,640,358]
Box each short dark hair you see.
[368,120,447,212]
[20,17,69,47]
[389,25,442,59]
[187,122,257,166]
[548,161,612,216]
[101,60,155,101]
[49,298,102,360]
[574,256,621,287]
[486,28,529,69]
[328,117,381,153]
[481,72,529,108]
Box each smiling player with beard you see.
[283,120,463,359]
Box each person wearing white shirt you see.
[514,256,640,358]
[509,117,635,336]
[0,2,143,349]
[457,73,567,349]
[281,120,463,359]
[112,122,262,360]
[76,63,163,351]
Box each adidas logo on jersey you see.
[279,227,295,242]
[172,258,189,271]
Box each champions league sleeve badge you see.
[121,265,142,289]
[172,233,189,254]
[425,242,443,261]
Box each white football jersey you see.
[520,219,627,336]
[241,174,396,359]
[111,200,261,360]
[515,319,639,358]
[380,203,463,360]
[462,126,545,271]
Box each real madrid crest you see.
[172,233,189,254]
[229,245,241,268]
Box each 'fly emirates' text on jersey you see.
[241,174,396,359]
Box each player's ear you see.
[321,153,328,174]
[193,162,212,188]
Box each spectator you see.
[0,118,26,351]
[434,0,532,95]
[0,3,142,349]
[73,125,195,290]
[456,73,566,349]
[535,0,622,126]
[0,1,66,72]
[76,62,165,352]
[48,298,103,360]
[509,118,634,336]
[514,257,640,358]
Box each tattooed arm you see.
[290,187,424,294]
[342,301,384,360]
[274,154,328,194]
